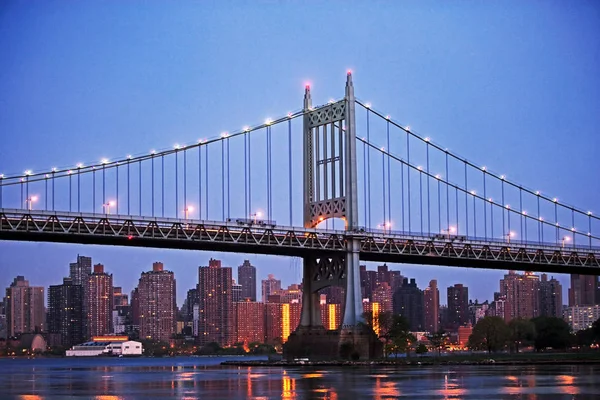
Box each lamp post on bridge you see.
[441,226,455,241]
[25,195,38,211]
[102,201,116,215]
[378,222,392,235]
[184,205,194,220]
[561,236,570,249]
[250,211,262,224]
[505,231,515,244]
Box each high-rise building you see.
[232,280,242,303]
[182,288,198,325]
[392,278,424,331]
[539,274,563,317]
[569,274,597,306]
[262,274,281,303]
[86,264,113,338]
[70,255,92,334]
[563,305,600,332]
[264,302,301,345]
[447,284,469,330]
[47,277,84,347]
[197,258,233,346]
[372,283,393,313]
[138,262,177,342]
[319,296,342,330]
[69,255,92,286]
[423,280,439,333]
[360,266,378,300]
[234,300,265,344]
[238,260,257,301]
[130,288,140,331]
[319,286,343,304]
[500,271,540,321]
[5,276,45,337]
[468,300,489,326]
[112,287,128,309]
[268,284,303,304]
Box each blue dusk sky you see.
[1,2,599,306]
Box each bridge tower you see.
[285,73,381,360]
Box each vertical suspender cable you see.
[464,164,468,237]
[501,179,505,236]
[401,163,404,232]
[227,137,231,220]
[20,179,23,209]
[366,109,371,228]
[555,202,558,245]
[138,159,142,215]
[78,168,81,212]
[244,133,248,219]
[473,192,477,237]
[93,169,97,213]
[126,161,130,214]
[537,195,541,244]
[184,149,187,216]
[161,155,165,218]
[102,165,106,207]
[199,145,202,220]
[383,152,387,229]
[445,152,450,230]
[69,174,72,212]
[419,169,423,234]
[519,188,523,242]
[406,130,411,232]
[221,139,225,221]
[437,177,441,233]
[205,145,209,219]
[426,143,430,234]
[175,150,179,219]
[44,176,48,210]
[572,208,575,247]
[248,134,252,217]
[116,165,119,214]
[386,120,391,226]
[288,119,293,226]
[151,155,154,217]
[363,140,367,227]
[483,170,487,239]
[52,171,55,211]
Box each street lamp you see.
[505,231,515,244]
[561,236,570,248]
[250,211,262,224]
[184,205,194,219]
[378,222,392,234]
[103,201,116,214]
[25,196,38,210]
[441,226,456,240]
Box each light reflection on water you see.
[1,358,599,399]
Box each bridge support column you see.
[284,73,381,360]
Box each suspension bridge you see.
[1,73,598,358]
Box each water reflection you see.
[1,359,599,399]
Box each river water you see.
[0,356,598,399]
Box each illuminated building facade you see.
[197,258,233,346]
[447,284,469,329]
[539,274,563,318]
[48,277,84,347]
[238,260,257,301]
[5,276,45,337]
[500,271,540,322]
[569,274,597,306]
[261,274,281,303]
[563,305,600,332]
[234,300,265,344]
[423,280,439,333]
[86,264,113,338]
[264,302,301,344]
[138,262,177,342]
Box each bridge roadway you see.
[1,208,598,275]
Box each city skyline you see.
[1,3,599,309]
[0,249,579,309]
